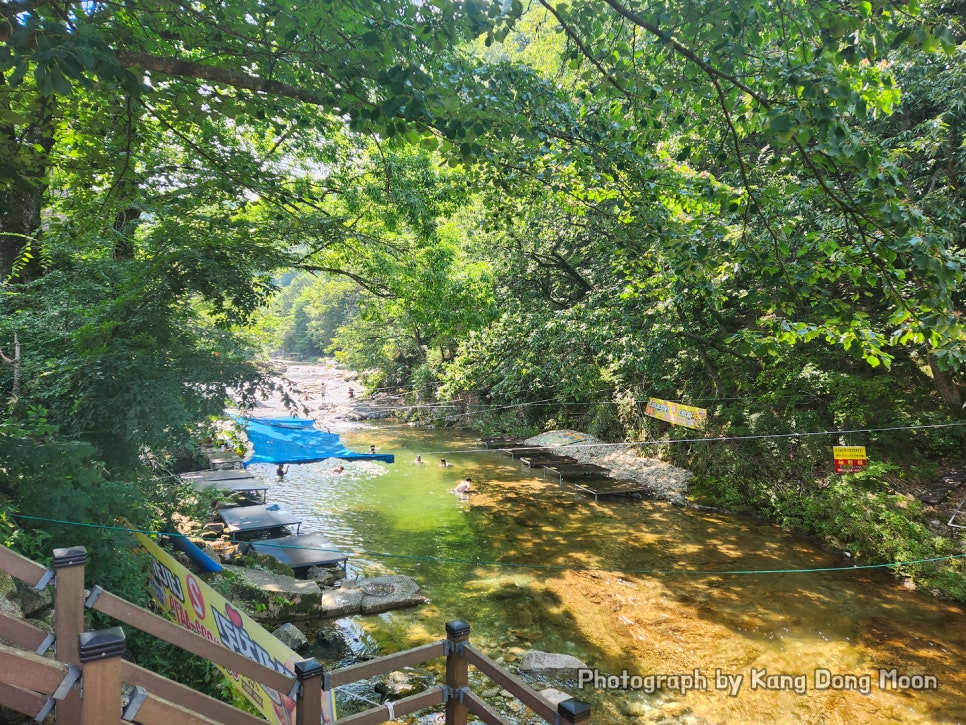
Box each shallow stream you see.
[249,422,966,724]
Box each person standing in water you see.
[276,464,289,478]
[453,476,474,495]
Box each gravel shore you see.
[524,430,692,502]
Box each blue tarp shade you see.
[243,417,395,465]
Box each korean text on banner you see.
[833,446,868,474]
[644,398,708,429]
[132,530,336,723]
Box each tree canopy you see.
[2,0,966,598]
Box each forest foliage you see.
[1,0,965,603]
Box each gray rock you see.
[518,650,589,672]
[272,622,308,652]
[14,578,51,618]
[220,565,322,622]
[340,575,429,615]
[305,566,344,587]
[0,572,23,620]
[318,587,364,618]
[538,688,574,706]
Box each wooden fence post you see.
[294,658,324,725]
[557,697,591,725]
[444,620,470,725]
[78,626,125,725]
[53,546,86,725]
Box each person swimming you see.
[439,458,452,467]
[415,455,425,464]
[332,465,345,474]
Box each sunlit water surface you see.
[245,423,966,724]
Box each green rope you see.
[12,513,966,577]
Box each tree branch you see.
[114,50,327,106]
[599,0,772,107]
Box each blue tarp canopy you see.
[242,417,395,465]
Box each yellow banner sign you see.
[133,531,336,723]
[644,398,707,429]
[833,446,867,474]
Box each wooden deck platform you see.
[249,533,347,574]
[205,450,246,470]
[518,455,578,468]
[571,479,650,502]
[218,504,302,541]
[543,463,611,482]
[180,469,257,482]
[498,445,552,458]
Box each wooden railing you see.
[0,543,591,724]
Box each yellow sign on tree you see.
[644,398,707,429]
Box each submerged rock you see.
[272,622,309,652]
[518,650,589,672]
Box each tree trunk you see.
[0,331,20,411]
[0,91,56,284]
[112,207,142,260]
[928,352,963,408]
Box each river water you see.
[247,421,966,724]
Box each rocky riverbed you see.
[524,430,692,503]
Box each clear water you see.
[247,422,966,724]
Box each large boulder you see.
[318,587,364,618]
[14,579,52,618]
[341,575,429,615]
[220,565,322,622]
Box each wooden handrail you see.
[326,641,446,688]
[121,662,267,725]
[0,641,70,694]
[88,588,294,693]
[0,546,593,725]
[0,544,49,587]
[0,680,48,720]
[0,610,50,652]
[327,686,445,725]
[122,688,223,725]
[464,644,558,723]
